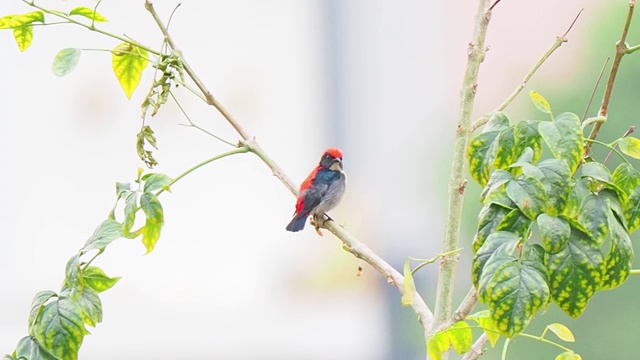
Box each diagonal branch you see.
[143,0,434,333]
[471,9,583,132]
[583,0,636,156]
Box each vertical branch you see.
[432,0,492,341]
[583,0,636,155]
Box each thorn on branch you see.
[457,179,468,195]
[467,43,475,56]
[489,0,501,11]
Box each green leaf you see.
[473,204,512,252]
[123,191,138,235]
[578,194,609,246]
[601,210,633,290]
[467,310,500,347]
[488,259,550,337]
[523,159,572,216]
[547,224,604,317]
[612,163,640,196]
[82,219,124,252]
[493,127,517,170]
[530,91,552,114]
[538,112,584,174]
[64,255,83,293]
[83,266,120,293]
[624,186,640,233]
[426,330,449,360]
[28,291,57,334]
[116,182,131,197]
[467,112,510,186]
[139,192,164,253]
[546,323,575,342]
[472,231,520,291]
[506,175,548,220]
[32,297,89,360]
[537,214,570,254]
[581,162,625,199]
[143,173,173,193]
[514,121,543,163]
[448,322,472,354]
[556,351,582,360]
[69,6,108,22]
[401,259,416,306]
[481,170,513,203]
[15,336,57,360]
[496,209,532,239]
[52,48,81,77]
[12,25,33,52]
[617,136,640,159]
[563,179,591,219]
[75,288,102,327]
[112,43,149,99]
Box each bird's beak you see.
[329,158,343,171]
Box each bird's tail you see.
[286,215,308,232]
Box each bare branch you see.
[584,0,637,155]
[472,9,583,131]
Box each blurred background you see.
[2,0,640,359]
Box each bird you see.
[286,147,347,232]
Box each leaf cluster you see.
[467,92,640,339]
[6,171,172,360]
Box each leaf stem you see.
[156,146,250,197]
[584,138,630,164]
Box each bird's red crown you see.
[324,147,343,159]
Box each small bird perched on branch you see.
[286,148,347,232]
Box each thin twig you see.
[143,0,435,333]
[435,287,479,333]
[471,9,583,131]
[584,0,636,156]
[581,58,610,121]
[603,126,636,164]
[433,0,491,343]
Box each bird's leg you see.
[310,214,324,236]
[322,212,333,223]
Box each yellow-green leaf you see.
[468,310,501,347]
[618,137,640,159]
[52,48,82,77]
[112,43,149,99]
[548,224,603,318]
[13,25,33,52]
[530,91,552,114]
[8,11,44,27]
[69,6,108,22]
[556,351,582,360]
[401,259,416,306]
[32,297,89,360]
[0,15,16,29]
[83,266,121,293]
[448,322,472,354]
[139,192,164,253]
[546,323,575,342]
[426,331,450,360]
